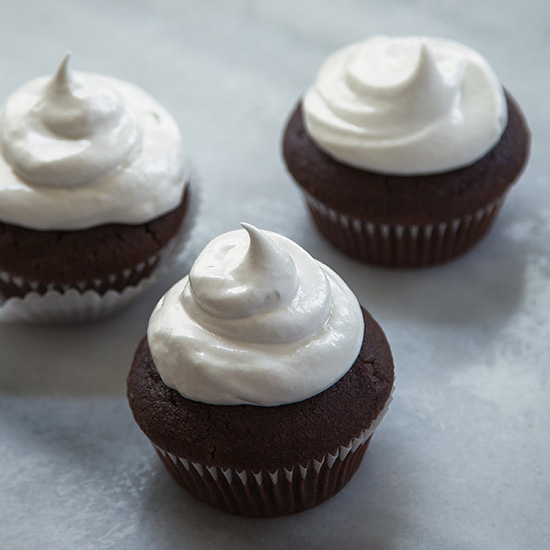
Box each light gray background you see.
[0,1,549,548]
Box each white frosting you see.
[147,224,365,406]
[0,54,188,230]
[302,35,507,175]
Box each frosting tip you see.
[51,51,72,91]
[240,221,257,234]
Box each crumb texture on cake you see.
[0,186,189,287]
[127,307,394,472]
[283,91,530,225]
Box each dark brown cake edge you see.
[0,184,190,292]
[127,307,395,472]
[282,91,530,225]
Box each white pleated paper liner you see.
[0,180,200,324]
[152,390,393,517]
[304,191,507,267]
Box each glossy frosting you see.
[302,35,507,174]
[0,54,188,229]
[147,224,364,406]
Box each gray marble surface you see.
[1,0,549,548]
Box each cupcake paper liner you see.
[304,192,506,267]
[151,392,393,517]
[0,181,200,323]
[154,433,371,517]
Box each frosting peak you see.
[48,52,72,94]
[43,54,136,136]
[2,53,140,187]
[303,35,507,174]
[148,225,364,406]
[189,223,298,319]
[0,55,187,229]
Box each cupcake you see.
[127,223,394,517]
[0,54,195,321]
[282,35,530,267]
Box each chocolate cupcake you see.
[0,54,195,321]
[127,224,394,517]
[283,36,530,267]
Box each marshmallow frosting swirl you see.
[303,35,507,175]
[147,224,364,406]
[0,54,188,229]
